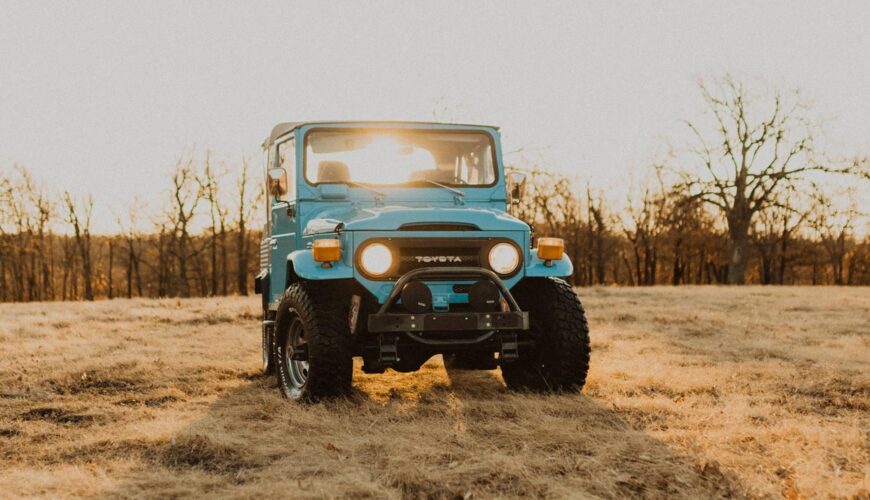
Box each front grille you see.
[398,245,482,276]
[356,237,521,280]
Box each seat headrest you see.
[317,161,350,183]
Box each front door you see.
[268,137,298,304]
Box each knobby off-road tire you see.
[275,282,353,401]
[501,277,590,392]
[262,311,277,375]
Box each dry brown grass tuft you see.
[0,288,868,498]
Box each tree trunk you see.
[595,229,606,285]
[726,218,750,285]
[126,240,134,298]
[220,225,228,295]
[237,226,248,295]
[0,246,6,302]
[777,236,789,285]
[133,243,143,297]
[621,253,635,286]
[177,234,189,297]
[210,227,218,296]
[80,239,94,301]
[107,241,114,299]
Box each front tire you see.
[275,282,353,401]
[501,277,590,392]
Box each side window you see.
[277,139,296,201]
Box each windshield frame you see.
[301,127,500,189]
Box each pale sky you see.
[1,1,869,232]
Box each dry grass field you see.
[0,287,868,499]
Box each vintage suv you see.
[256,121,590,400]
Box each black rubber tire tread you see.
[501,277,590,392]
[262,311,277,375]
[275,281,353,401]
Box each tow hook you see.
[378,333,399,364]
[500,332,519,362]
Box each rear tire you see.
[501,277,590,392]
[262,311,277,375]
[275,282,353,401]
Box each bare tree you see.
[0,172,11,301]
[586,187,610,285]
[200,152,229,296]
[22,170,53,301]
[117,200,146,298]
[61,235,77,300]
[106,240,114,299]
[154,222,172,297]
[62,191,95,300]
[660,182,713,285]
[810,190,859,285]
[548,175,584,284]
[621,169,669,286]
[235,157,260,295]
[510,166,615,286]
[3,167,40,300]
[166,156,203,297]
[751,190,810,285]
[679,75,838,284]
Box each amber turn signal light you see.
[313,239,341,263]
[537,237,565,261]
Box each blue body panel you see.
[265,122,571,306]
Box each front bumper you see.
[365,266,529,335]
[368,311,528,333]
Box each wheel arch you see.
[287,249,353,288]
[524,253,574,278]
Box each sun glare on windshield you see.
[305,130,495,187]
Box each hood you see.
[303,205,528,235]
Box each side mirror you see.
[268,167,287,197]
[507,171,527,204]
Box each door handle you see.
[270,238,278,249]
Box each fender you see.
[524,251,574,278]
[287,249,353,281]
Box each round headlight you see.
[488,242,520,275]
[359,243,393,276]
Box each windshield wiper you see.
[345,181,387,205]
[346,181,386,200]
[418,179,466,199]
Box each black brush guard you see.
[366,267,529,344]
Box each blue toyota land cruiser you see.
[255,121,590,401]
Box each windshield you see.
[304,129,496,187]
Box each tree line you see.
[1,75,868,302]
[514,76,869,286]
[514,166,869,287]
[0,154,262,302]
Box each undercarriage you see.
[358,266,529,373]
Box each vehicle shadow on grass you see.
[102,363,747,499]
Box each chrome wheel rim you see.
[285,316,309,389]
